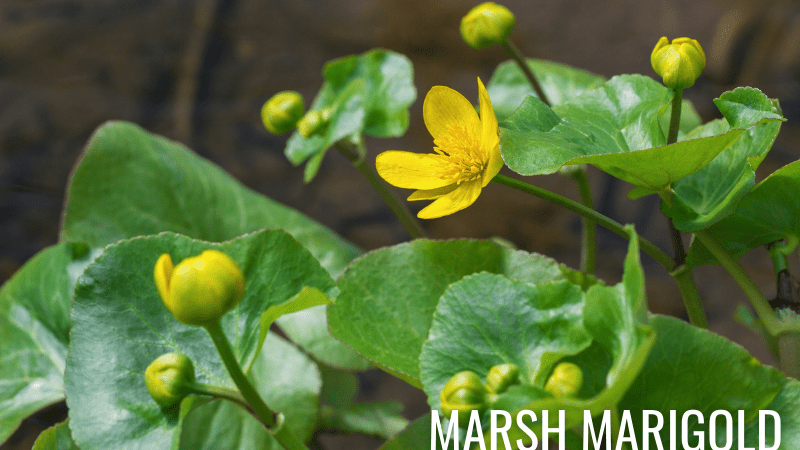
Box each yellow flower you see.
[376,78,502,219]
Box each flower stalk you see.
[501,40,551,107]
[334,140,427,239]
[205,321,310,450]
[569,167,597,281]
[491,174,673,269]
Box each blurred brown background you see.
[2,0,800,448]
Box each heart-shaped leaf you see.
[501,77,783,191]
[328,240,573,387]
[486,58,607,121]
[64,230,330,450]
[61,121,365,369]
[619,315,796,448]
[417,227,653,447]
[0,242,98,444]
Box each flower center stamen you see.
[433,124,485,184]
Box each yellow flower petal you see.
[154,253,174,306]
[417,179,482,219]
[375,151,453,190]
[408,184,458,201]
[477,77,502,187]
[423,86,481,141]
[482,141,503,187]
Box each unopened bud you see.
[651,36,705,90]
[460,3,516,50]
[543,362,583,399]
[145,353,196,407]
[261,91,305,135]
[440,371,489,427]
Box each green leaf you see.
[64,230,329,450]
[379,412,447,450]
[178,333,321,450]
[285,48,416,181]
[619,315,794,448]
[416,227,653,447]
[275,306,372,371]
[319,401,409,440]
[688,159,800,266]
[62,121,359,277]
[500,77,784,191]
[419,274,591,412]
[666,97,782,231]
[0,242,98,444]
[486,58,607,121]
[328,240,572,387]
[32,420,79,450]
[318,365,359,408]
[61,121,366,369]
[254,287,335,371]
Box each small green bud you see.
[651,36,706,90]
[543,362,583,399]
[485,363,519,394]
[261,91,305,135]
[154,250,245,326]
[440,371,489,427]
[145,353,196,407]
[297,107,333,138]
[460,2,516,50]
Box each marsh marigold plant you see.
[376,78,502,219]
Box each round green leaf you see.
[619,315,792,448]
[486,58,607,121]
[419,274,591,412]
[64,230,330,450]
[414,228,653,446]
[285,48,416,181]
[328,240,573,387]
[500,77,783,191]
[0,242,98,444]
[61,121,365,369]
[61,120,360,278]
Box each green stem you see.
[570,167,597,279]
[492,174,673,269]
[334,140,427,240]
[500,40,551,107]
[190,382,251,410]
[662,88,707,327]
[693,231,800,338]
[670,265,709,328]
[667,88,683,145]
[205,321,310,450]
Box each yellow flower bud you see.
[440,371,489,427]
[296,107,333,138]
[144,352,196,407]
[261,91,305,135]
[460,2,516,50]
[154,250,245,326]
[651,36,706,90]
[485,363,519,394]
[543,362,583,399]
